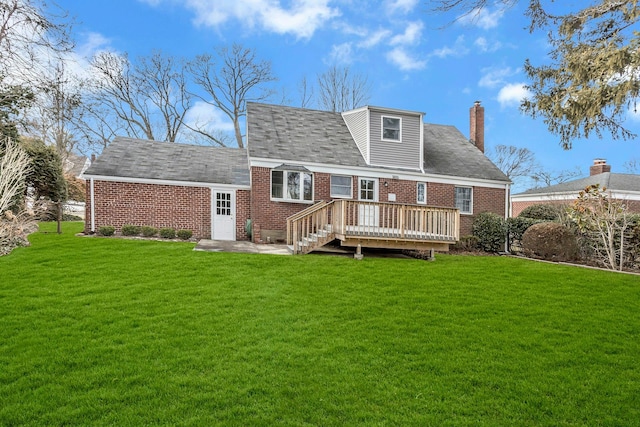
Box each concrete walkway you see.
[194,239,292,255]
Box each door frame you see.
[358,177,379,227]
[211,188,236,241]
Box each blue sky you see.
[56,0,639,191]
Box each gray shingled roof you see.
[423,123,508,181]
[247,103,368,167]
[515,172,640,195]
[84,137,250,186]
[248,102,509,183]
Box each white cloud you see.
[358,28,392,48]
[150,0,340,39]
[474,36,502,53]
[326,42,353,64]
[431,35,469,58]
[497,83,530,108]
[387,0,419,14]
[478,66,517,88]
[386,47,426,71]
[458,7,504,30]
[185,101,235,132]
[389,21,423,46]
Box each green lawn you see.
[1,222,639,426]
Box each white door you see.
[212,190,235,240]
[358,178,379,227]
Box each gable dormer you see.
[342,106,424,171]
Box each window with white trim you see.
[455,186,472,214]
[271,170,313,202]
[330,175,352,198]
[382,116,401,141]
[417,182,426,204]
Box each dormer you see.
[342,106,424,171]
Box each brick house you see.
[511,159,640,216]
[84,102,510,253]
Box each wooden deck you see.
[287,200,459,254]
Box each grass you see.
[0,222,639,426]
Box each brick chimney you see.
[590,158,611,176]
[470,100,484,153]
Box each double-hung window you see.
[271,169,313,202]
[416,182,427,204]
[330,175,352,198]
[382,116,401,141]
[454,186,472,214]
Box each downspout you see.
[504,183,511,253]
[90,178,95,233]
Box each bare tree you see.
[189,44,276,148]
[88,51,191,143]
[0,0,72,76]
[623,159,639,173]
[488,144,538,182]
[530,168,583,188]
[432,0,640,148]
[25,62,83,162]
[317,65,370,113]
[297,76,314,108]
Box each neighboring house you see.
[84,101,510,253]
[511,159,640,216]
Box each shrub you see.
[97,226,115,236]
[507,217,541,242]
[521,222,578,262]
[141,226,158,237]
[519,204,562,221]
[452,235,480,251]
[159,227,176,239]
[472,212,506,252]
[177,229,193,240]
[121,224,141,236]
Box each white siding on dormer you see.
[369,111,422,170]
[342,108,369,163]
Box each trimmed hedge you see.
[97,226,115,237]
[121,224,141,236]
[141,226,158,237]
[177,229,193,240]
[159,227,176,239]
[519,204,562,221]
[522,222,578,262]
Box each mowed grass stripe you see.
[0,222,638,426]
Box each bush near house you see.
[97,225,115,236]
[141,226,158,237]
[522,222,579,262]
[519,204,563,221]
[472,212,506,252]
[159,227,176,239]
[121,224,141,236]
[177,229,193,240]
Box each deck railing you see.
[287,200,459,254]
[331,200,459,242]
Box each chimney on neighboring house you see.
[470,100,485,153]
[590,158,611,176]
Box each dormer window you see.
[382,116,401,142]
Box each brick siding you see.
[85,180,250,240]
[250,167,507,240]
